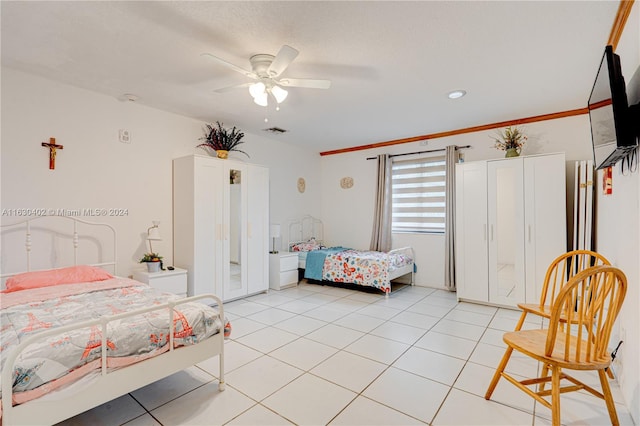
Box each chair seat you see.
[503,329,611,370]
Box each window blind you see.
[391,155,446,233]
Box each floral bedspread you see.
[0,278,228,403]
[321,250,403,292]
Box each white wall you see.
[320,115,592,287]
[0,68,321,278]
[595,3,640,422]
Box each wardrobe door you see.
[487,158,525,307]
[223,162,248,301]
[455,161,489,303]
[524,153,567,302]
[246,164,270,295]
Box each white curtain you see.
[370,154,393,252]
[444,145,458,291]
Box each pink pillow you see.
[4,265,114,293]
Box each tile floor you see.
[59,282,634,425]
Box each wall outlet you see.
[119,129,131,144]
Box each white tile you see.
[344,333,410,364]
[479,327,508,347]
[333,312,386,333]
[444,309,493,327]
[151,382,255,425]
[393,346,465,385]
[246,307,297,325]
[196,340,262,376]
[370,321,426,345]
[390,310,440,329]
[276,298,320,314]
[227,317,267,339]
[269,337,338,370]
[225,356,303,401]
[302,305,350,322]
[345,291,384,303]
[454,302,498,315]
[121,414,161,426]
[406,301,453,318]
[311,350,387,392]
[246,292,295,307]
[224,300,270,317]
[57,394,146,426]
[414,331,477,360]
[262,374,357,425]
[469,342,539,378]
[363,367,449,422]
[226,404,294,425]
[432,388,536,425]
[301,292,342,304]
[235,326,299,353]
[431,318,486,341]
[329,395,424,425]
[325,298,370,311]
[278,286,316,299]
[356,304,402,320]
[373,295,419,310]
[305,323,365,349]
[454,360,535,413]
[273,314,327,335]
[131,366,215,410]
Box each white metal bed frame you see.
[0,217,225,425]
[286,215,414,296]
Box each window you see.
[391,154,446,233]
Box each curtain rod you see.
[366,145,471,160]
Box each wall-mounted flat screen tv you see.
[588,45,637,170]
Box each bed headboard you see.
[288,215,324,250]
[1,216,117,287]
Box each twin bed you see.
[288,216,415,296]
[0,217,227,425]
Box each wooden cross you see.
[41,137,64,170]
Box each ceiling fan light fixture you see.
[270,85,288,103]
[253,91,268,107]
[249,82,266,99]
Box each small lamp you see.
[147,221,161,253]
[270,224,281,254]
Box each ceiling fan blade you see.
[267,45,299,77]
[278,78,331,89]
[201,53,255,78]
[214,82,252,93]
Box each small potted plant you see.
[140,252,163,273]
[197,121,249,159]
[491,126,527,158]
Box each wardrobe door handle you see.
[528,225,532,243]
[483,224,487,241]
[490,225,494,241]
[247,222,252,238]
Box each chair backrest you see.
[538,250,610,310]
[546,265,626,363]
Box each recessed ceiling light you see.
[448,90,467,99]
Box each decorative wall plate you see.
[297,177,306,193]
[340,177,354,189]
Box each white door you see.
[246,165,270,295]
[488,158,525,307]
[523,153,567,303]
[455,161,489,303]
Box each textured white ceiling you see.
[1,1,620,152]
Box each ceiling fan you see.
[202,45,331,106]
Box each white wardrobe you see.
[455,153,566,308]
[173,155,269,301]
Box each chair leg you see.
[551,366,561,426]
[514,311,528,331]
[539,362,551,392]
[598,368,620,426]
[485,346,513,400]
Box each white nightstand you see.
[133,267,188,298]
[269,252,299,290]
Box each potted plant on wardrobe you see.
[197,121,249,159]
[140,252,163,273]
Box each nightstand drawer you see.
[133,268,187,296]
[280,255,298,272]
[280,270,298,286]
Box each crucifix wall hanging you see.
[41,137,64,169]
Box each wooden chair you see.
[514,250,610,331]
[485,265,627,426]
